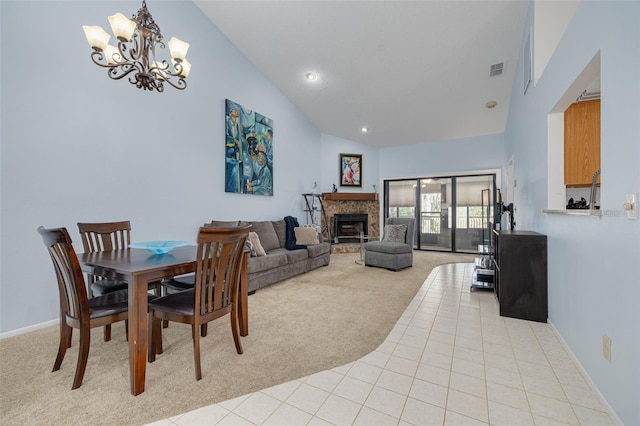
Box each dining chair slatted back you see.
[159,220,245,294]
[78,220,131,253]
[40,227,89,324]
[148,222,251,380]
[37,226,129,389]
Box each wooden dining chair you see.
[77,221,131,297]
[77,220,164,341]
[147,222,251,380]
[37,226,130,390]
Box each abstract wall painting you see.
[339,153,362,187]
[225,99,273,196]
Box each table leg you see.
[128,275,148,396]
[239,252,249,336]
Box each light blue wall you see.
[0,1,321,333]
[379,134,504,180]
[504,2,640,424]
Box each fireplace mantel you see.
[322,192,378,201]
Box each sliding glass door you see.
[419,178,452,251]
[454,175,495,252]
[385,174,496,254]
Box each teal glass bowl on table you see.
[129,241,190,255]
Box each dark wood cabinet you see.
[493,230,547,322]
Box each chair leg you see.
[159,282,169,329]
[125,319,129,341]
[192,324,202,381]
[66,326,73,349]
[148,313,162,362]
[156,318,163,354]
[230,306,243,355]
[200,323,208,337]
[103,324,111,342]
[72,326,90,389]
[53,321,71,372]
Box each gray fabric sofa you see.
[246,219,331,293]
[363,217,415,271]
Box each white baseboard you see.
[0,319,57,340]
[547,320,623,426]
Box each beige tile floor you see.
[147,262,617,426]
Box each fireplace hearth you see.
[332,213,368,243]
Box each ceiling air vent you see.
[489,62,504,77]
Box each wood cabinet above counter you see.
[564,100,600,187]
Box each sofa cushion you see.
[363,241,412,254]
[271,220,286,248]
[250,221,280,252]
[307,242,330,258]
[247,251,288,274]
[285,248,308,264]
[294,226,319,245]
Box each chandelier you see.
[82,1,191,92]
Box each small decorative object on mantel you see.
[311,181,318,194]
[332,184,338,193]
[373,184,377,193]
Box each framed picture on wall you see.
[339,153,362,187]
[224,99,274,196]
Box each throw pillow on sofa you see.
[294,226,319,245]
[249,231,266,256]
[382,224,407,243]
[245,234,258,257]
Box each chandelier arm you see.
[123,35,143,64]
[109,64,140,81]
[160,76,187,90]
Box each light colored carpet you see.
[0,251,473,426]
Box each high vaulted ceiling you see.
[195,1,529,148]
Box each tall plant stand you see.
[302,193,330,240]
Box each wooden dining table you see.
[79,245,249,396]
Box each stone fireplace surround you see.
[320,193,379,244]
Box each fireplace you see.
[332,213,368,243]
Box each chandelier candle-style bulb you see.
[82,25,111,50]
[168,37,189,61]
[108,13,137,41]
[82,0,190,92]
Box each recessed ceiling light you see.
[361,127,368,133]
[305,72,318,81]
[486,100,498,109]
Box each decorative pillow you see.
[294,226,319,245]
[382,224,407,243]
[249,231,266,256]
[245,234,258,257]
